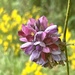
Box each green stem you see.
[63,0,71,75]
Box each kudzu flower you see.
[18,16,66,68]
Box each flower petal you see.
[20,37,28,42]
[25,45,34,55]
[51,50,61,55]
[49,44,58,50]
[42,32,46,40]
[35,45,42,51]
[36,57,47,65]
[22,24,36,36]
[43,47,50,53]
[27,18,36,26]
[45,25,58,34]
[29,50,41,61]
[18,30,25,37]
[34,31,46,41]
[52,54,61,61]
[39,16,48,30]
[34,41,46,47]
[20,42,32,48]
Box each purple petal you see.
[43,47,50,53]
[35,20,40,31]
[49,44,59,50]
[27,18,36,26]
[34,31,46,41]
[42,32,46,40]
[29,50,41,61]
[20,37,28,42]
[26,35,34,42]
[22,25,36,36]
[51,50,61,55]
[52,54,61,61]
[35,45,42,51]
[20,42,32,49]
[39,16,48,30]
[36,57,47,65]
[34,41,46,47]
[45,25,58,34]
[25,45,34,55]
[18,30,25,37]
[34,31,43,41]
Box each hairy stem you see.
[63,0,71,75]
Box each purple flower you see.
[18,16,66,68]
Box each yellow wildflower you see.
[58,26,62,34]
[2,14,10,23]
[0,22,8,33]
[30,62,38,72]
[15,14,21,23]
[60,28,71,42]
[11,9,18,18]
[1,27,8,33]
[37,65,42,71]
[66,28,71,42]
[3,41,9,47]
[21,69,27,75]
[0,7,4,15]
[71,60,75,70]
[7,34,12,42]
[35,71,43,75]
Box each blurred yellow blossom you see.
[0,7,4,15]
[66,28,71,42]
[2,14,10,23]
[0,22,8,33]
[30,62,38,72]
[7,34,12,42]
[35,71,43,75]
[15,14,21,24]
[71,60,75,70]
[3,41,9,47]
[58,26,62,34]
[59,28,71,42]
[21,61,46,75]
[11,9,18,18]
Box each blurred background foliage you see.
[0,0,75,75]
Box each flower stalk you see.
[63,0,71,75]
